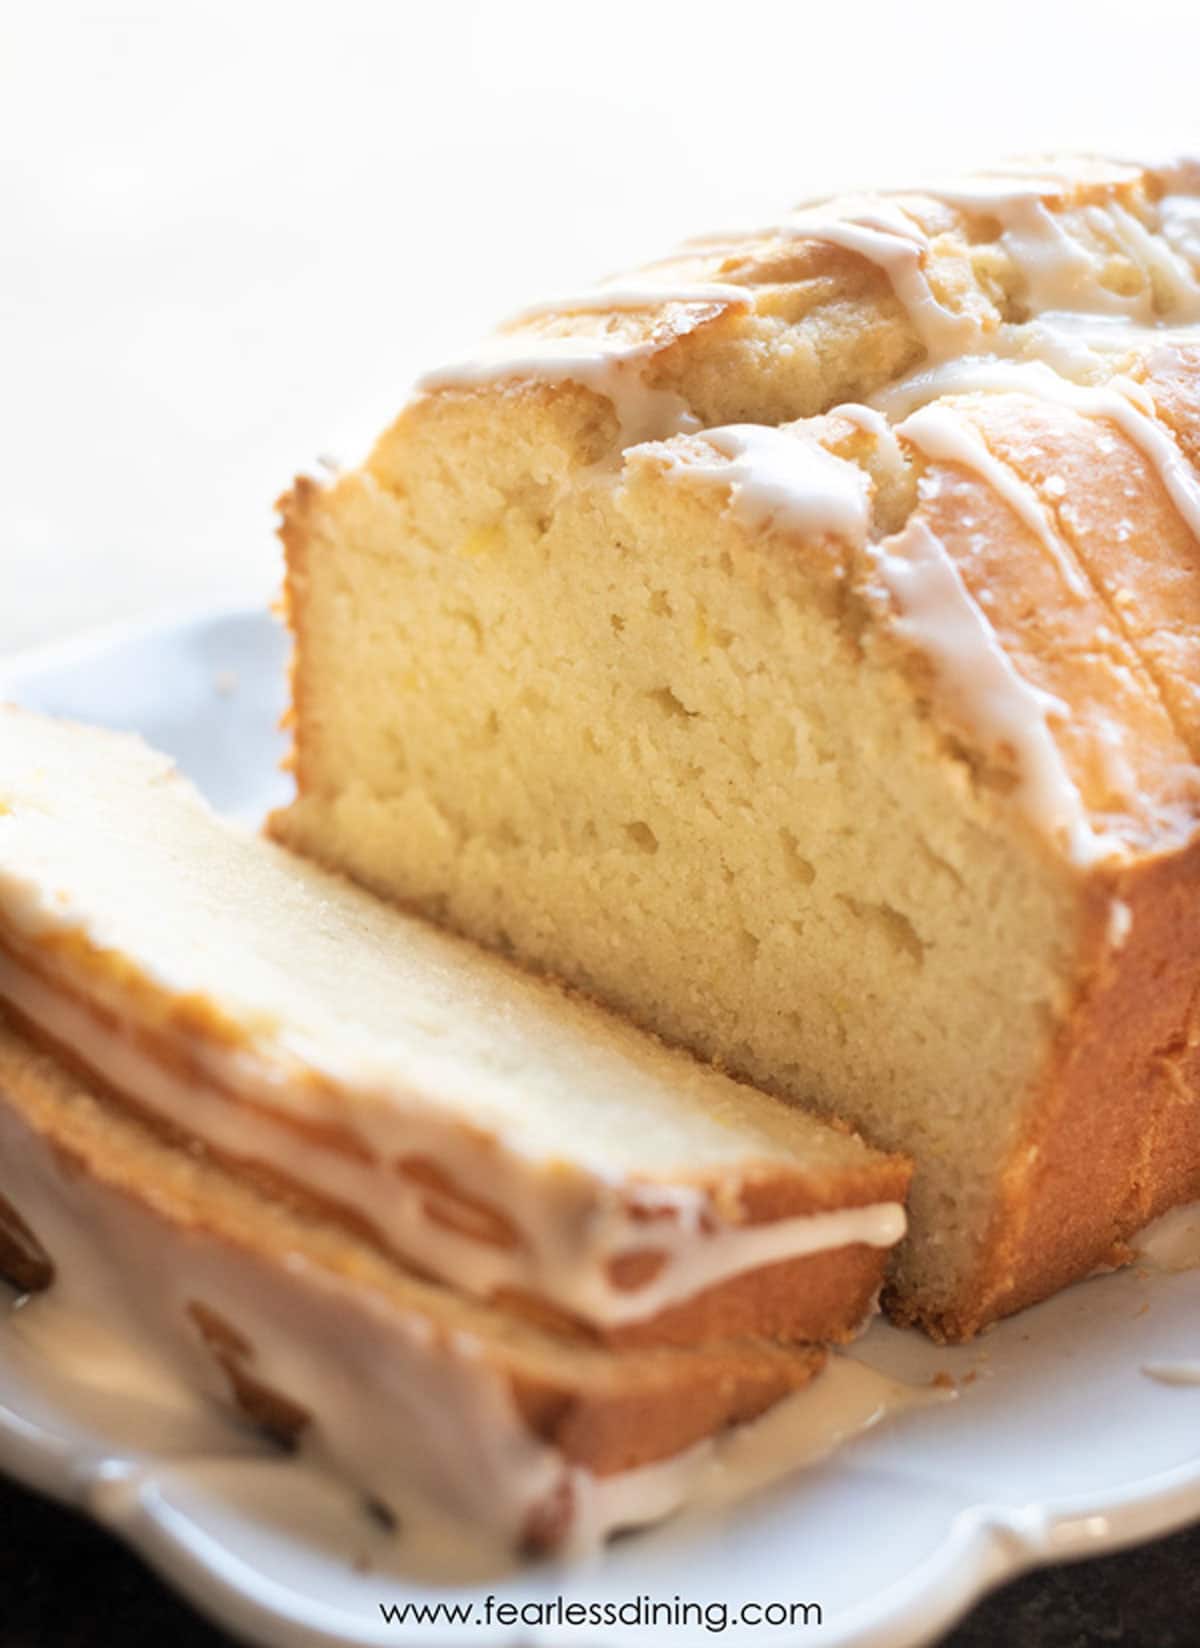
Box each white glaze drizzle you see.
[1000,196,1140,319]
[1054,376,1200,542]
[1157,186,1200,272]
[755,197,980,359]
[833,400,896,444]
[0,1084,933,1568]
[665,424,872,544]
[0,949,904,1333]
[895,402,1091,597]
[1098,203,1200,322]
[849,162,1200,343]
[874,357,1200,549]
[871,516,1118,866]
[419,334,699,448]
[839,167,1200,545]
[420,285,748,450]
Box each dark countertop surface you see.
[2,1475,1198,1647]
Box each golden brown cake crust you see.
[875,367,1200,1338]
[903,840,1200,1340]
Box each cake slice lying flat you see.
[271,156,1200,1340]
[0,707,907,1349]
[0,1021,824,1552]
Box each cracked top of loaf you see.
[352,155,1200,870]
[415,155,1197,437]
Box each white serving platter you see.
[1,606,1198,1648]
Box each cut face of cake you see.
[0,707,908,1352]
[270,157,1200,1340]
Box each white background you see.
[4,0,1200,656]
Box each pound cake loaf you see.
[0,1020,825,1552]
[272,156,1200,1340]
[0,707,907,1350]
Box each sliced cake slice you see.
[0,1020,825,1553]
[0,707,908,1349]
